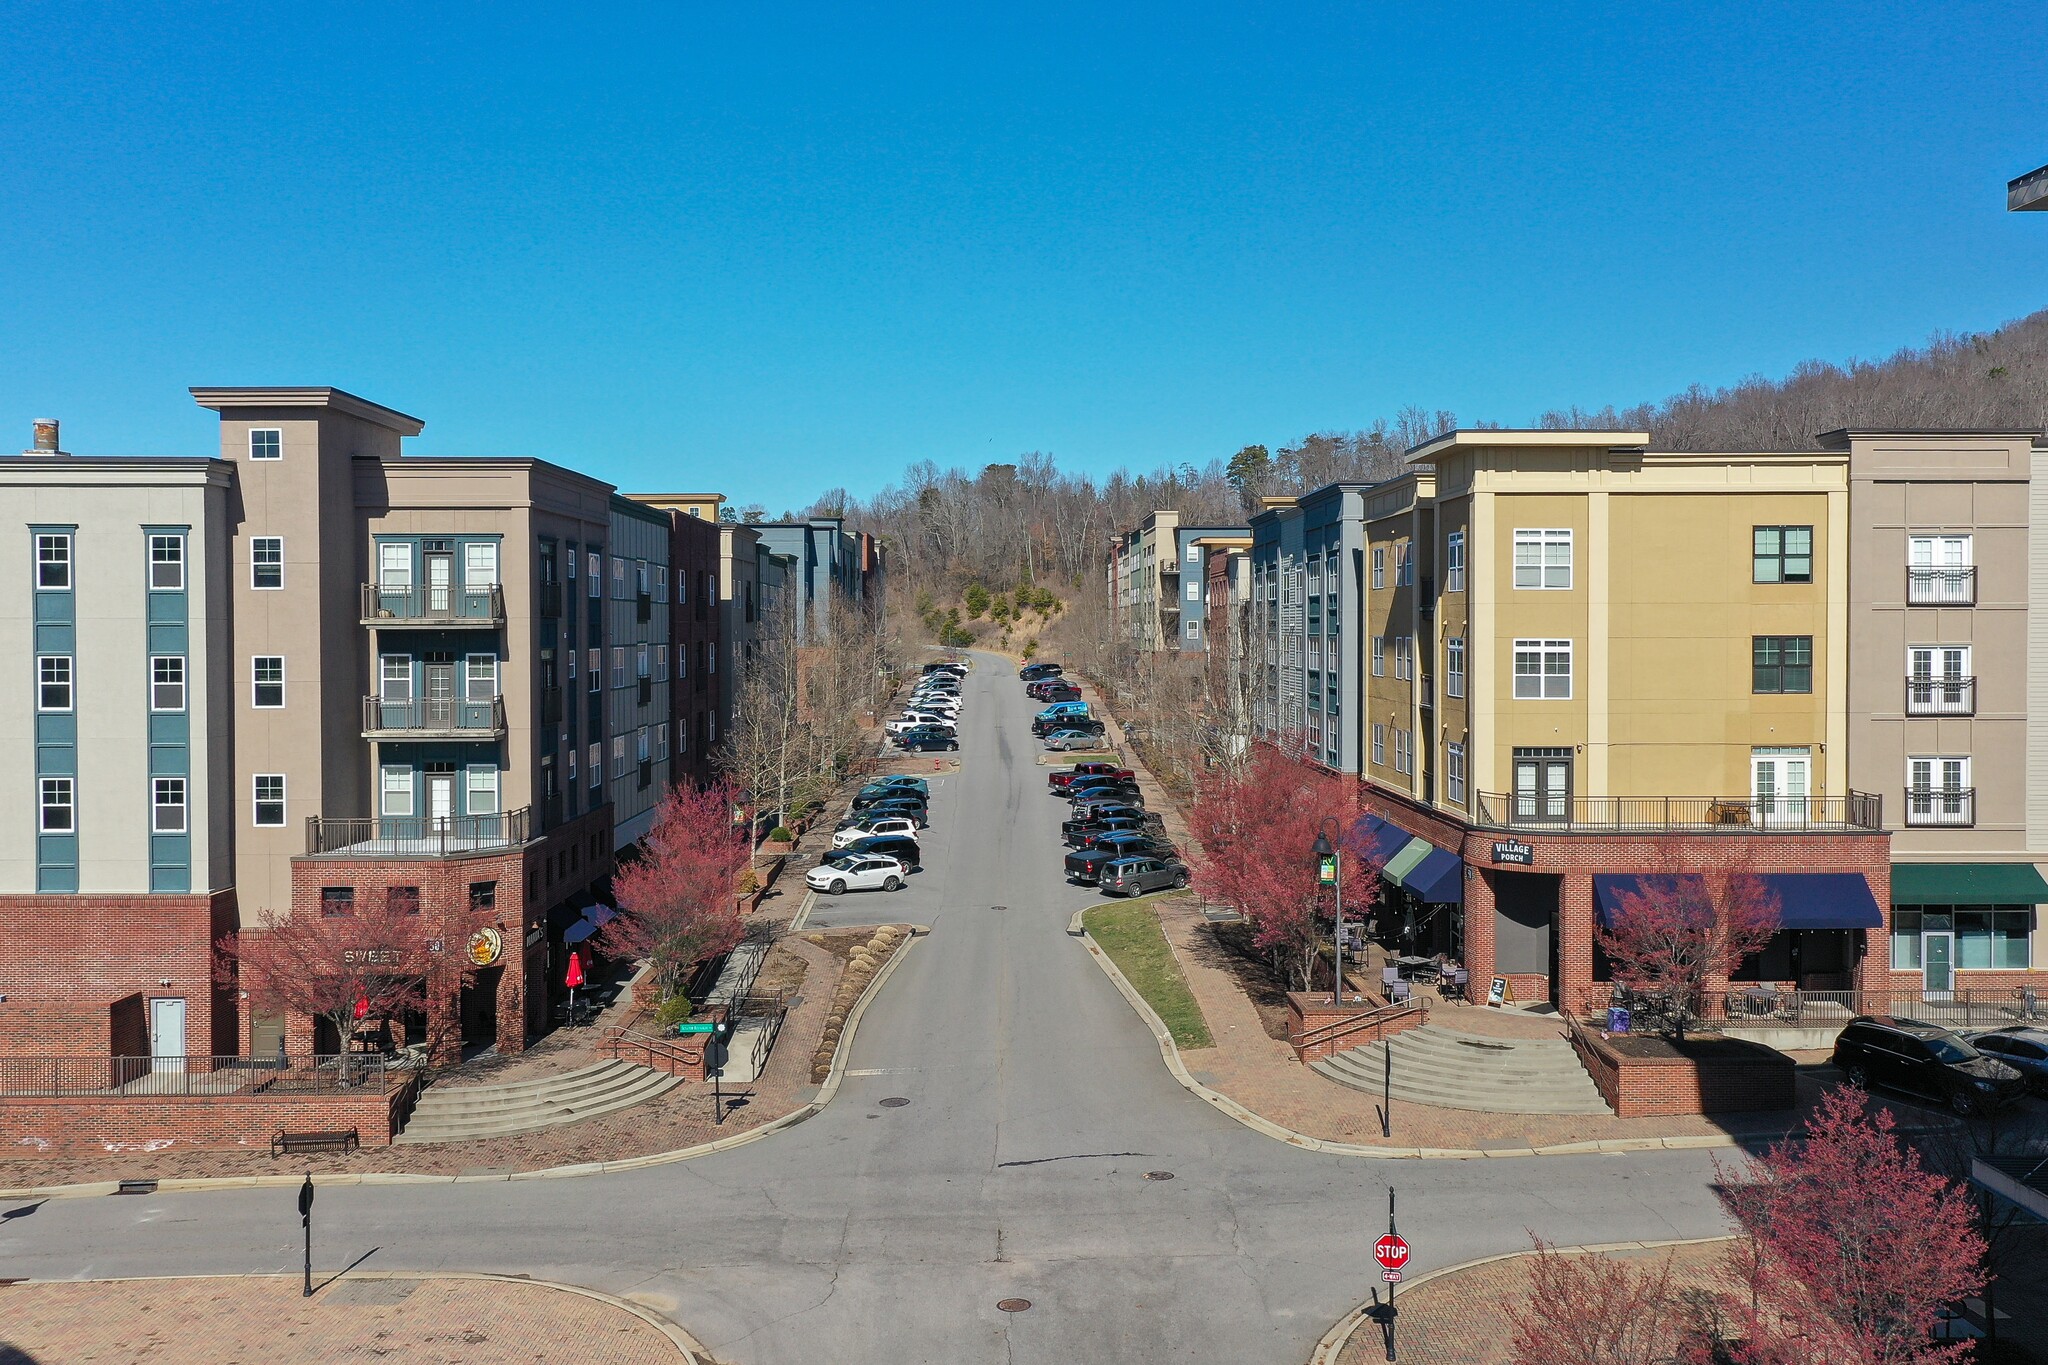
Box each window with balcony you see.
[35,532,72,589]
[1907,646,1973,715]
[467,765,500,815]
[466,654,497,703]
[378,543,412,591]
[380,765,414,816]
[1907,756,1973,827]
[1513,529,1572,589]
[1908,535,1974,605]
[1752,636,1813,694]
[1512,639,1572,699]
[1513,747,1572,821]
[465,542,499,589]
[251,536,284,589]
[1445,532,1465,592]
[254,774,286,826]
[1753,526,1813,583]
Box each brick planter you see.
[2,1077,418,1155]
[1286,991,1429,1063]
[1568,1024,1794,1117]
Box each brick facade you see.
[1285,992,1429,1062]
[2,1080,415,1155]
[1567,1023,1795,1117]
[0,890,238,1058]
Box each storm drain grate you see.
[997,1298,1032,1313]
[879,1096,911,1108]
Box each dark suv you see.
[1065,833,1178,884]
[1831,1016,2026,1116]
[1099,855,1189,898]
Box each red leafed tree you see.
[1709,1086,1986,1365]
[218,891,455,1074]
[1597,851,1781,1039]
[1508,1237,1687,1365]
[1188,739,1379,990]
[601,778,751,996]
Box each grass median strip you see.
[1083,898,1213,1049]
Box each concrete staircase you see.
[1311,1023,1612,1116]
[395,1059,682,1144]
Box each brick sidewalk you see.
[2,1275,688,1364]
[0,932,894,1191]
[1148,894,1925,1150]
[1335,1241,1733,1365]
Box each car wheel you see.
[883,876,902,892]
[829,879,847,895]
[948,741,959,750]
[1843,1062,1869,1089]
[1172,872,1188,890]
[1950,1087,1978,1118]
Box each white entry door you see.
[428,773,455,830]
[1752,748,1810,826]
[149,997,187,1073]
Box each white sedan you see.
[831,816,920,848]
[807,853,909,895]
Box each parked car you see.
[1037,700,1091,721]
[1019,662,1062,679]
[1034,715,1105,739]
[911,695,962,714]
[867,775,930,796]
[806,853,909,895]
[1065,780,1142,806]
[922,661,966,675]
[1831,1016,2026,1116]
[1075,816,1164,847]
[1965,1027,2048,1095]
[831,815,920,848]
[1048,762,1133,792]
[1024,680,1066,701]
[1098,855,1190,898]
[853,784,929,810]
[838,799,925,829]
[1043,729,1106,752]
[1065,833,1179,884]
[1064,807,1157,844]
[1038,686,1082,704]
[887,711,956,736]
[842,833,922,870]
[896,728,960,752]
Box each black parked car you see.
[1038,686,1082,704]
[1032,715,1102,738]
[1077,816,1164,846]
[1831,1016,2026,1116]
[1098,855,1190,898]
[1065,833,1179,884]
[843,833,922,870]
[853,785,928,811]
[1066,781,1142,807]
[839,799,926,829]
[1965,1027,2048,1095]
[893,725,959,751]
[1063,806,1156,844]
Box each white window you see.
[467,765,501,815]
[381,654,413,702]
[35,533,72,590]
[636,560,650,595]
[153,777,188,833]
[1447,742,1467,803]
[708,712,717,743]
[1394,728,1410,775]
[587,647,601,692]
[637,645,650,679]
[1371,723,1386,766]
[1512,639,1573,699]
[379,765,414,816]
[1907,645,1971,713]
[637,726,651,763]
[1371,547,1385,589]
[678,721,689,753]
[252,656,285,708]
[1371,637,1385,677]
[150,656,186,712]
[656,722,669,760]
[1909,535,1972,568]
[708,643,717,675]
[611,647,626,688]
[1513,529,1573,590]
[566,650,577,682]
[678,646,688,679]
[1396,543,1413,586]
[148,533,185,591]
[248,428,282,460]
[656,644,668,676]
[1186,620,1200,640]
[654,568,667,603]
[1446,531,1465,593]
[588,741,602,785]
[588,551,602,596]
[464,542,499,589]
[612,735,627,768]
[1446,638,1465,698]
[37,655,73,711]
[1187,579,1201,601]
[40,776,74,832]
[377,542,412,590]
[1395,636,1412,681]
[1907,535,1974,605]
[567,548,577,579]
[1907,755,1972,824]
[466,654,497,702]
[613,558,627,598]
[1187,544,1201,562]
[566,747,578,783]
[251,536,284,589]
[254,773,287,826]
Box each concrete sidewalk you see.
[1,1274,696,1364]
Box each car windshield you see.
[820,853,860,869]
[1926,1035,1981,1064]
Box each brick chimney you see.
[26,418,67,456]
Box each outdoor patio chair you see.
[1391,980,1412,1003]
[1381,966,1400,991]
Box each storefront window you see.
[1892,906,2032,970]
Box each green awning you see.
[1383,837,1432,887]
[1891,863,2048,905]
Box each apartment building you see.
[604,496,675,846]
[1248,488,1371,773]
[748,516,880,643]
[1197,533,1253,740]
[1837,429,2048,1004]
[1108,510,1249,654]
[625,494,725,788]
[0,429,238,1059]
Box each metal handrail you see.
[1296,997,1428,1053]
[304,806,532,855]
[601,1025,705,1076]
[1472,791,1884,832]
[361,695,506,735]
[0,1052,391,1097]
[1904,787,1975,828]
[1577,985,2045,1031]
[1906,566,1975,606]
[1905,675,1975,716]
[360,582,506,623]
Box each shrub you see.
[767,825,794,842]
[964,583,990,619]
[1022,640,1039,660]
[653,994,694,1030]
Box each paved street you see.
[3,653,1737,1365]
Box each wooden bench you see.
[271,1128,360,1158]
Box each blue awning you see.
[1593,873,1881,931]
[563,917,600,945]
[1402,847,1465,905]
[1355,814,1412,866]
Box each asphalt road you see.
[3,652,1737,1364]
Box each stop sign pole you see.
[1364,1186,1402,1361]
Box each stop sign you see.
[1374,1234,1410,1271]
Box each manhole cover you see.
[1456,1039,1514,1052]
[879,1096,911,1108]
[997,1298,1032,1312]
[1144,1170,1175,1181]
[990,905,1008,911]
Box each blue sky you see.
[2,2,2043,506]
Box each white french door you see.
[1751,748,1810,826]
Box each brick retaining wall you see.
[1567,1024,1793,1117]
[3,1079,417,1155]
[1286,992,1429,1062]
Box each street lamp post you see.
[1313,818,1344,1006]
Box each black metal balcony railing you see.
[538,581,562,619]
[637,591,652,623]
[1472,791,1884,833]
[1905,787,1975,828]
[305,806,533,856]
[362,695,506,738]
[637,676,653,707]
[1905,675,1975,716]
[1906,566,1975,606]
[540,686,563,726]
[361,582,506,625]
